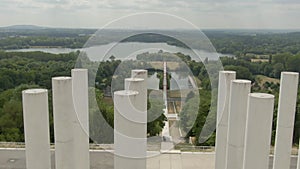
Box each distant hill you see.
[0,25,47,30]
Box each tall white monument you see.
[226,80,251,169]
[215,71,236,169]
[52,77,77,169]
[114,69,148,169]
[273,72,299,169]
[22,89,51,169]
[71,69,90,169]
[243,93,274,169]
[114,90,147,169]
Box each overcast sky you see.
[0,0,300,29]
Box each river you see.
[7,42,233,62]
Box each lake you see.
[7,42,233,61]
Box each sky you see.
[0,0,300,29]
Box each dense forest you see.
[1,50,300,146]
[0,51,75,141]
[0,50,166,143]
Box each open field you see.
[255,75,280,87]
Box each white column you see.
[71,69,90,169]
[215,71,236,169]
[125,78,147,118]
[131,69,148,80]
[125,78,147,167]
[130,69,148,121]
[114,90,147,169]
[226,80,251,169]
[22,89,51,169]
[243,93,274,169]
[52,77,76,169]
[274,72,299,169]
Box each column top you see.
[52,76,72,81]
[220,70,236,74]
[281,71,299,76]
[114,90,139,96]
[125,78,144,82]
[72,69,88,72]
[132,69,147,73]
[232,79,251,84]
[249,93,274,99]
[23,89,48,95]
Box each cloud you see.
[0,0,299,29]
[272,0,300,4]
[34,0,69,4]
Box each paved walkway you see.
[0,149,297,169]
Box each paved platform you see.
[0,149,297,169]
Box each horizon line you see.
[1,24,300,32]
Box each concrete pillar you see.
[243,93,274,169]
[273,72,299,169]
[131,69,147,80]
[125,77,147,167]
[215,71,236,169]
[52,77,76,169]
[225,80,251,169]
[124,78,147,123]
[71,69,90,169]
[22,89,51,169]
[130,69,148,121]
[114,90,147,169]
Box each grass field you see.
[255,75,280,87]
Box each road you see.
[0,149,297,169]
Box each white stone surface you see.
[71,69,89,134]
[226,80,251,169]
[22,89,51,169]
[114,90,147,169]
[243,93,274,169]
[124,77,147,168]
[71,69,90,169]
[131,69,147,80]
[273,72,299,169]
[215,71,236,169]
[124,78,147,123]
[52,77,77,169]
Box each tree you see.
[286,54,300,72]
[224,65,253,80]
[272,53,291,68]
[109,55,116,61]
[180,90,213,145]
[271,63,284,78]
[147,97,166,136]
[0,84,39,142]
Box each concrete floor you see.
[0,149,297,169]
